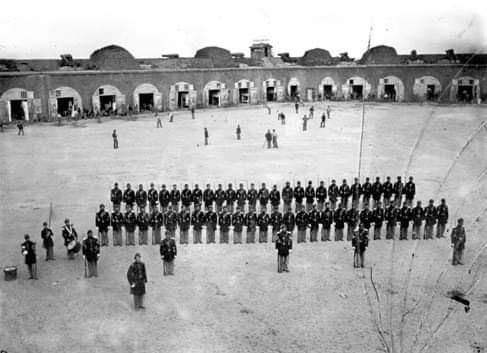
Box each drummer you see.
[62,218,79,259]
[21,234,37,279]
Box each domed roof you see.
[89,45,139,70]
[299,48,333,66]
[194,46,235,67]
[359,45,399,64]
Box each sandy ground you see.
[0,102,486,353]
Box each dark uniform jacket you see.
[308,210,320,230]
[232,212,245,232]
[181,189,192,207]
[411,206,424,226]
[178,210,191,231]
[111,212,124,231]
[350,183,362,200]
[159,189,171,208]
[382,181,393,199]
[282,186,294,203]
[399,207,411,228]
[385,206,398,224]
[21,240,36,264]
[215,188,226,206]
[352,229,369,252]
[191,210,205,230]
[359,209,373,229]
[294,186,305,203]
[295,211,308,231]
[124,211,137,232]
[258,188,270,205]
[270,189,281,207]
[404,181,416,199]
[393,181,404,198]
[346,208,359,226]
[218,212,232,231]
[160,238,177,261]
[270,211,283,230]
[339,184,351,199]
[82,236,100,262]
[316,186,327,202]
[62,225,78,246]
[170,189,181,205]
[127,261,147,295]
[236,188,247,204]
[247,188,258,205]
[96,210,110,232]
[305,186,315,203]
[244,212,257,231]
[372,181,383,200]
[451,226,466,249]
[41,227,54,248]
[362,182,372,198]
[192,188,203,204]
[203,189,215,206]
[111,188,123,205]
[136,190,148,208]
[276,231,293,256]
[372,207,385,227]
[205,211,218,230]
[437,205,449,225]
[320,208,333,229]
[123,189,136,205]
[148,188,159,207]
[328,184,339,202]
[225,188,237,204]
[137,211,150,231]
[257,213,270,231]
[165,211,178,231]
[150,211,164,229]
[424,205,437,226]
[283,212,295,231]
[334,208,346,229]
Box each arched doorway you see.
[413,76,442,101]
[49,86,83,118]
[263,78,284,102]
[168,82,196,110]
[319,77,338,100]
[92,85,124,115]
[204,81,228,107]
[377,76,405,101]
[342,77,371,100]
[451,77,480,103]
[133,83,162,112]
[0,88,37,122]
[234,79,256,104]
[287,77,300,100]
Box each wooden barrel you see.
[4,266,17,281]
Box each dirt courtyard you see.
[0,102,486,353]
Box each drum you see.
[68,240,81,253]
[4,266,17,281]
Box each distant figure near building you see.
[156,115,162,128]
[272,129,278,148]
[41,222,55,261]
[112,129,118,149]
[451,218,466,265]
[169,113,174,122]
[276,225,292,273]
[191,106,195,119]
[320,112,326,128]
[295,101,299,114]
[302,115,309,131]
[127,253,147,310]
[265,104,271,115]
[265,129,272,148]
[204,127,209,145]
[236,124,241,140]
[17,122,24,136]
[326,105,332,119]
[21,234,37,279]
[309,105,314,119]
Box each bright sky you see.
[0,0,485,59]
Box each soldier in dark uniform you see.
[295,208,308,243]
[124,206,137,246]
[170,184,181,213]
[191,203,205,244]
[215,184,226,214]
[399,202,411,240]
[372,201,385,240]
[127,253,147,310]
[62,219,79,259]
[245,209,257,243]
[424,199,437,239]
[411,201,424,239]
[203,184,215,211]
[316,181,327,211]
[350,178,362,209]
[404,176,416,207]
[111,206,124,246]
[41,222,55,261]
[149,207,163,245]
[148,183,159,213]
[305,181,315,212]
[270,206,283,242]
[178,206,191,244]
[339,179,351,209]
[236,184,247,212]
[160,232,177,275]
[334,205,346,241]
[283,208,295,234]
[393,176,404,207]
[247,183,258,212]
[328,179,339,210]
[96,204,110,246]
[218,206,231,243]
[362,177,372,208]
[359,204,373,232]
[294,181,305,212]
[308,204,320,242]
[181,184,192,210]
[123,183,135,210]
[164,206,178,238]
[320,202,333,241]
[111,182,123,209]
[385,203,398,239]
[205,205,218,244]
[282,181,294,213]
[136,207,150,245]
[21,234,37,279]
[192,184,203,208]
[232,207,245,244]
[372,177,383,209]
[276,225,293,273]
[257,209,270,243]
[451,218,466,265]
[352,224,369,268]
[225,184,237,214]
[382,177,393,207]
[346,205,359,241]
[258,183,270,213]
[82,230,100,277]
[269,185,281,211]
[135,184,148,212]
[159,184,171,213]
[436,199,449,238]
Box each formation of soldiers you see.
[99,177,450,246]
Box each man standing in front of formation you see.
[82,230,100,278]
[276,225,292,273]
[160,231,177,275]
[21,234,37,279]
[127,253,147,310]
[352,224,369,268]
[96,204,110,246]
[451,218,466,265]
[41,222,55,261]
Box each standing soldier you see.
[308,205,320,242]
[127,253,147,310]
[215,184,226,213]
[334,205,346,241]
[124,206,137,246]
[247,183,258,212]
[111,182,123,209]
[62,219,79,259]
[257,209,270,243]
[339,179,351,209]
[123,183,136,210]
[41,222,55,261]
[111,206,124,246]
[270,185,281,211]
[170,184,181,213]
[21,234,37,279]
[135,184,148,212]
[326,105,332,119]
[219,207,231,243]
[424,199,437,239]
[148,183,159,213]
[328,179,339,210]
[265,130,272,148]
[436,199,449,238]
[316,181,327,211]
[225,183,237,214]
[258,183,270,212]
[393,176,404,207]
[236,184,247,212]
[350,178,362,209]
[411,201,424,239]
[382,177,393,207]
[181,184,192,210]
[372,177,383,209]
[270,206,283,241]
[399,202,411,240]
[136,207,149,245]
[352,224,369,268]
[320,202,333,241]
[305,181,315,212]
[191,204,205,244]
[346,205,359,241]
[149,207,163,245]
[160,232,177,275]
[359,204,373,232]
[295,208,308,243]
[232,207,245,244]
[112,129,118,149]
[302,114,309,131]
[236,124,241,140]
[283,208,295,234]
[164,206,178,238]
[96,204,111,246]
[203,184,215,211]
[282,181,294,213]
[276,225,293,273]
[385,203,398,240]
[159,184,171,213]
[372,201,385,240]
[205,205,218,244]
[320,112,326,128]
[451,218,466,265]
[204,127,209,145]
[295,101,299,114]
[82,230,100,278]
[192,184,203,208]
[294,181,305,212]
[178,206,191,244]
[245,209,257,243]
[362,177,372,208]
[404,176,416,206]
